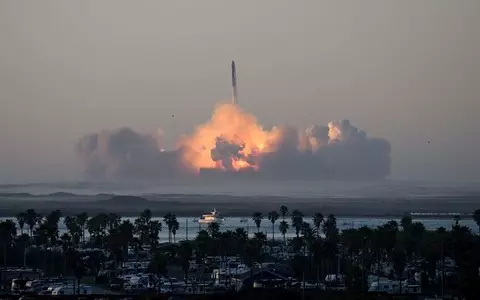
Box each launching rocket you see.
[232,60,238,105]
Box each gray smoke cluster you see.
[75,127,184,180]
[258,120,391,179]
[76,120,390,181]
[210,137,246,171]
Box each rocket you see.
[231,60,238,105]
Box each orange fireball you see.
[179,103,280,172]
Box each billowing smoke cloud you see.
[75,127,186,180]
[260,120,391,179]
[211,137,247,170]
[76,103,391,181]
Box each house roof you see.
[264,263,294,278]
[232,269,288,281]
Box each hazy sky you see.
[1,0,479,183]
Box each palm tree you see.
[322,215,340,275]
[322,238,338,275]
[322,214,339,241]
[472,209,480,234]
[0,220,17,266]
[252,232,267,265]
[252,212,263,233]
[86,215,97,241]
[16,212,26,235]
[140,209,152,223]
[25,208,40,237]
[135,210,153,246]
[313,212,324,238]
[178,241,193,284]
[130,237,143,260]
[64,248,87,293]
[453,214,461,227]
[422,231,442,283]
[373,220,398,256]
[107,220,136,266]
[340,228,363,257]
[148,220,162,250]
[267,211,279,240]
[60,233,71,249]
[207,222,220,239]
[118,220,134,248]
[195,230,212,261]
[311,238,324,283]
[17,233,29,267]
[234,227,248,240]
[218,230,233,256]
[59,232,72,273]
[279,221,289,244]
[290,236,305,254]
[280,205,288,220]
[301,222,315,258]
[87,214,106,245]
[33,222,50,272]
[64,216,81,245]
[105,228,123,267]
[163,212,174,243]
[99,213,109,236]
[400,215,413,232]
[45,210,62,246]
[75,212,88,243]
[234,228,248,250]
[136,209,152,228]
[47,209,62,222]
[171,219,180,243]
[31,209,62,273]
[301,221,312,235]
[107,213,121,230]
[291,210,303,237]
[409,222,426,257]
[134,209,161,250]
[242,239,262,274]
[253,232,267,244]
[64,215,75,229]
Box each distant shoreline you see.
[0,210,472,219]
[0,193,477,219]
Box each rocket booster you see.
[232,60,238,105]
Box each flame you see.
[177,103,372,175]
[179,103,280,172]
[232,159,251,170]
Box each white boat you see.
[198,209,224,224]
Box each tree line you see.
[1,207,480,297]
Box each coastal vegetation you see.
[1,207,480,297]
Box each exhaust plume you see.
[76,103,391,180]
[75,127,185,180]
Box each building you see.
[231,269,290,291]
